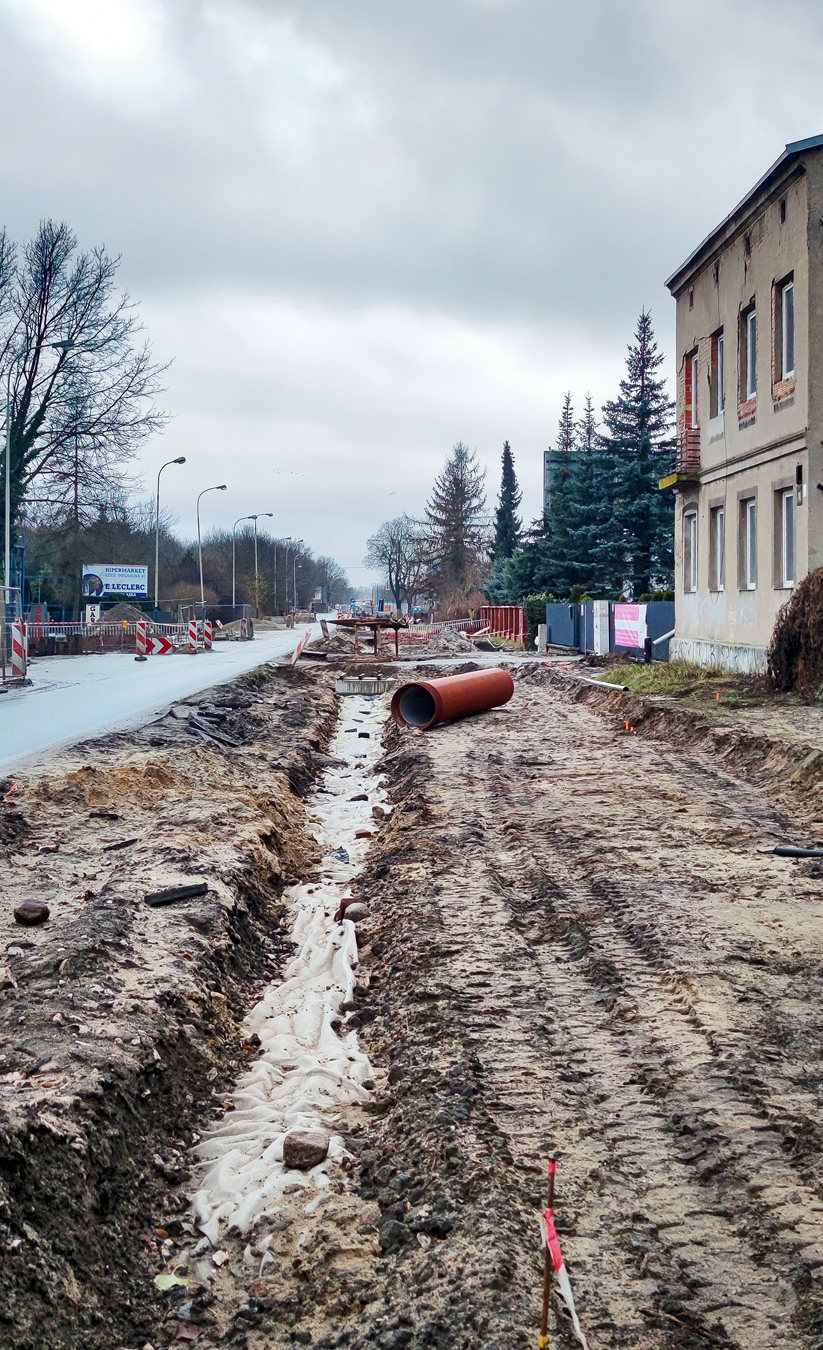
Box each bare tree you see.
[1,220,168,537]
[364,514,428,612]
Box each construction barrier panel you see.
[189,618,198,653]
[11,623,27,679]
[136,622,148,656]
[204,621,212,650]
[480,605,526,643]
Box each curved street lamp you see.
[197,484,227,606]
[232,515,254,610]
[253,513,273,616]
[155,457,186,610]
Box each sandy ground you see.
[5,659,823,1349]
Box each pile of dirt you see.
[0,664,337,1350]
[100,601,147,623]
[422,625,474,655]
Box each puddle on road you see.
[190,693,389,1252]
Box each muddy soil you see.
[0,662,337,1350]
[6,659,823,1350]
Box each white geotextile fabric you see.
[191,695,387,1240]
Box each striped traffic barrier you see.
[136,622,148,656]
[204,621,212,650]
[189,618,198,653]
[11,623,27,679]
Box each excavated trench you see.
[5,660,823,1350]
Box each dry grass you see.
[592,659,729,695]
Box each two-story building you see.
[664,134,823,672]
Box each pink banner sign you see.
[614,603,647,649]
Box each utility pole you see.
[253,513,273,617]
[155,457,186,611]
[197,484,227,607]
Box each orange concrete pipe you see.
[390,667,514,729]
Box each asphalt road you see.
[0,624,319,773]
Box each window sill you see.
[709,587,726,594]
[773,376,795,402]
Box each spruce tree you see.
[492,441,522,560]
[425,441,488,602]
[600,311,675,596]
[565,394,614,595]
[500,393,577,599]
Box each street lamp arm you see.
[154,456,186,610]
[197,484,228,607]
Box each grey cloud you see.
[1,0,821,563]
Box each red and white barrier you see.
[189,618,198,653]
[539,1203,589,1350]
[136,622,148,656]
[289,628,312,666]
[204,621,212,650]
[240,616,248,640]
[11,622,27,679]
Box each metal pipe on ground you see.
[390,667,514,729]
[577,675,630,692]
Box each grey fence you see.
[545,600,674,661]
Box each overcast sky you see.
[1,0,821,583]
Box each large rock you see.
[282,1128,330,1170]
[14,900,50,926]
[342,903,369,922]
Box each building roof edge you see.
[665,135,823,294]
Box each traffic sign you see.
[147,634,172,655]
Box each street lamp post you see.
[253,513,273,617]
[155,457,186,611]
[197,484,227,607]
[283,537,293,615]
[232,515,254,610]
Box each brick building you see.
[663,135,823,672]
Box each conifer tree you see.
[491,441,522,560]
[424,441,488,602]
[600,310,675,596]
[564,394,614,595]
[501,393,577,599]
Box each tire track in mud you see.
[382,676,823,1349]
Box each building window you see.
[780,198,787,224]
[780,488,795,586]
[744,309,757,398]
[781,280,795,378]
[774,275,795,387]
[710,506,725,590]
[710,331,724,417]
[684,512,698,593]
[742,498,757,589]
[685,348,699,429]
[690,352,699,427]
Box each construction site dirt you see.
[3,659,823,1350]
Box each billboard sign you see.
[82,564,149,598]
